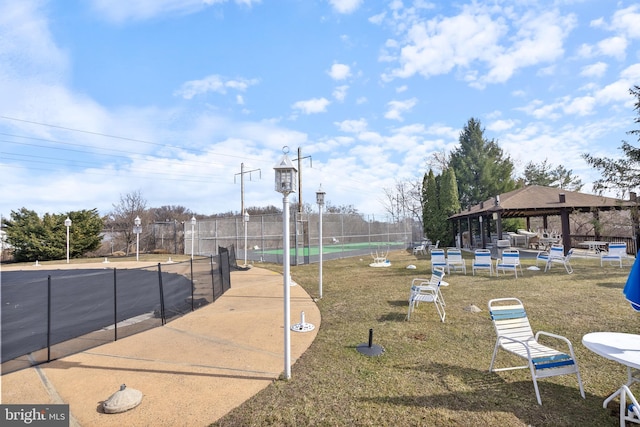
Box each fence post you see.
[190,258,194,312]
[157,263,166,325]
[113,268,118,341]
[47,275,51,363]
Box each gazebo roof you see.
[449,185,632,220]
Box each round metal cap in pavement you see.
[103,384,143,414]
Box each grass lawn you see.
[213,249,638,426]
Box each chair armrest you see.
[534,331,576,354]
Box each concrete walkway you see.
[1,263,320,426]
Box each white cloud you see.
[384,98,417,121]
[602,5,640,39]
[174,75,258,99]
[328,0,363,15]
[596,36,628,60]
[580,62,608,78]
[292,97,331,114]
[613,6,640,38]
[487,119,516,132]
[335,118,367,133]
[328,63,352,80]
[381,5,575,88]
[332,85,349,102]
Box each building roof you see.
[449,185,632,220]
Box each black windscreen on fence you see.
[1,253,231,374]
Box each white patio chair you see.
[446,248,467,274]
[495,249,523,278]
[407,268,446,321]
[430,248,446,272]
[488,297,585,405]
[412,243,426,256]
[535,250,549,268]
[472,249,493,276]
[601,242,628,268]
[428,240,440,253]
[545,245,573,274]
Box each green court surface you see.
[259,241,406,256]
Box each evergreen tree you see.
[523,159,583,191]
[439,168,461,245]
[449,118,516,207]
[3,208,103,262]
[422,170,439,241]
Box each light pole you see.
[243,211,250,266]
[64,217,72,264]
[274,147,297,380]
[191,216,196,259]
[134,216,142,261]
[316,185,325,299]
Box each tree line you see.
[385,86,640,247]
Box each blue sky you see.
[1,0,639,220]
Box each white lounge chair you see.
[430,248,446,272]
[472,249,493,276]
[407,268,446,321]
[601,242,628,268]
[545,245,573,274]
[446,248,466,274]
[496,249,523,278]
[488,297,585,405]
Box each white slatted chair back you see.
[446,248,466,274]
[430,249,446,272]
[488,298,585,405]
[545,245,574,274]
[601,242,627,268]
[407,268,446,321]
[496,249,522,278]
[472,249,493,276]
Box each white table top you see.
[582,332,640,370]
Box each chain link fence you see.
[186,213,419,265]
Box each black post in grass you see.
[356,328,384,356]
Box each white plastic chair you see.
[407,268,446,321]
[412,243,426,256]
[446,248,466,274]
[496,249,523,278]
[472,249,493,276]
[430,248,446,272]
[601,242,628,268]
[545,245,573,274]
[535,250,549,268]
[488,297,585,405]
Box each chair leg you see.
[529,364,543,405]
[489,341,501,372]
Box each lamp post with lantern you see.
[64,217,72,264]
[191,216,196,259]
[316,185,325,299]
[274,147,297,380]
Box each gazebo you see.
[448,185,637,254]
